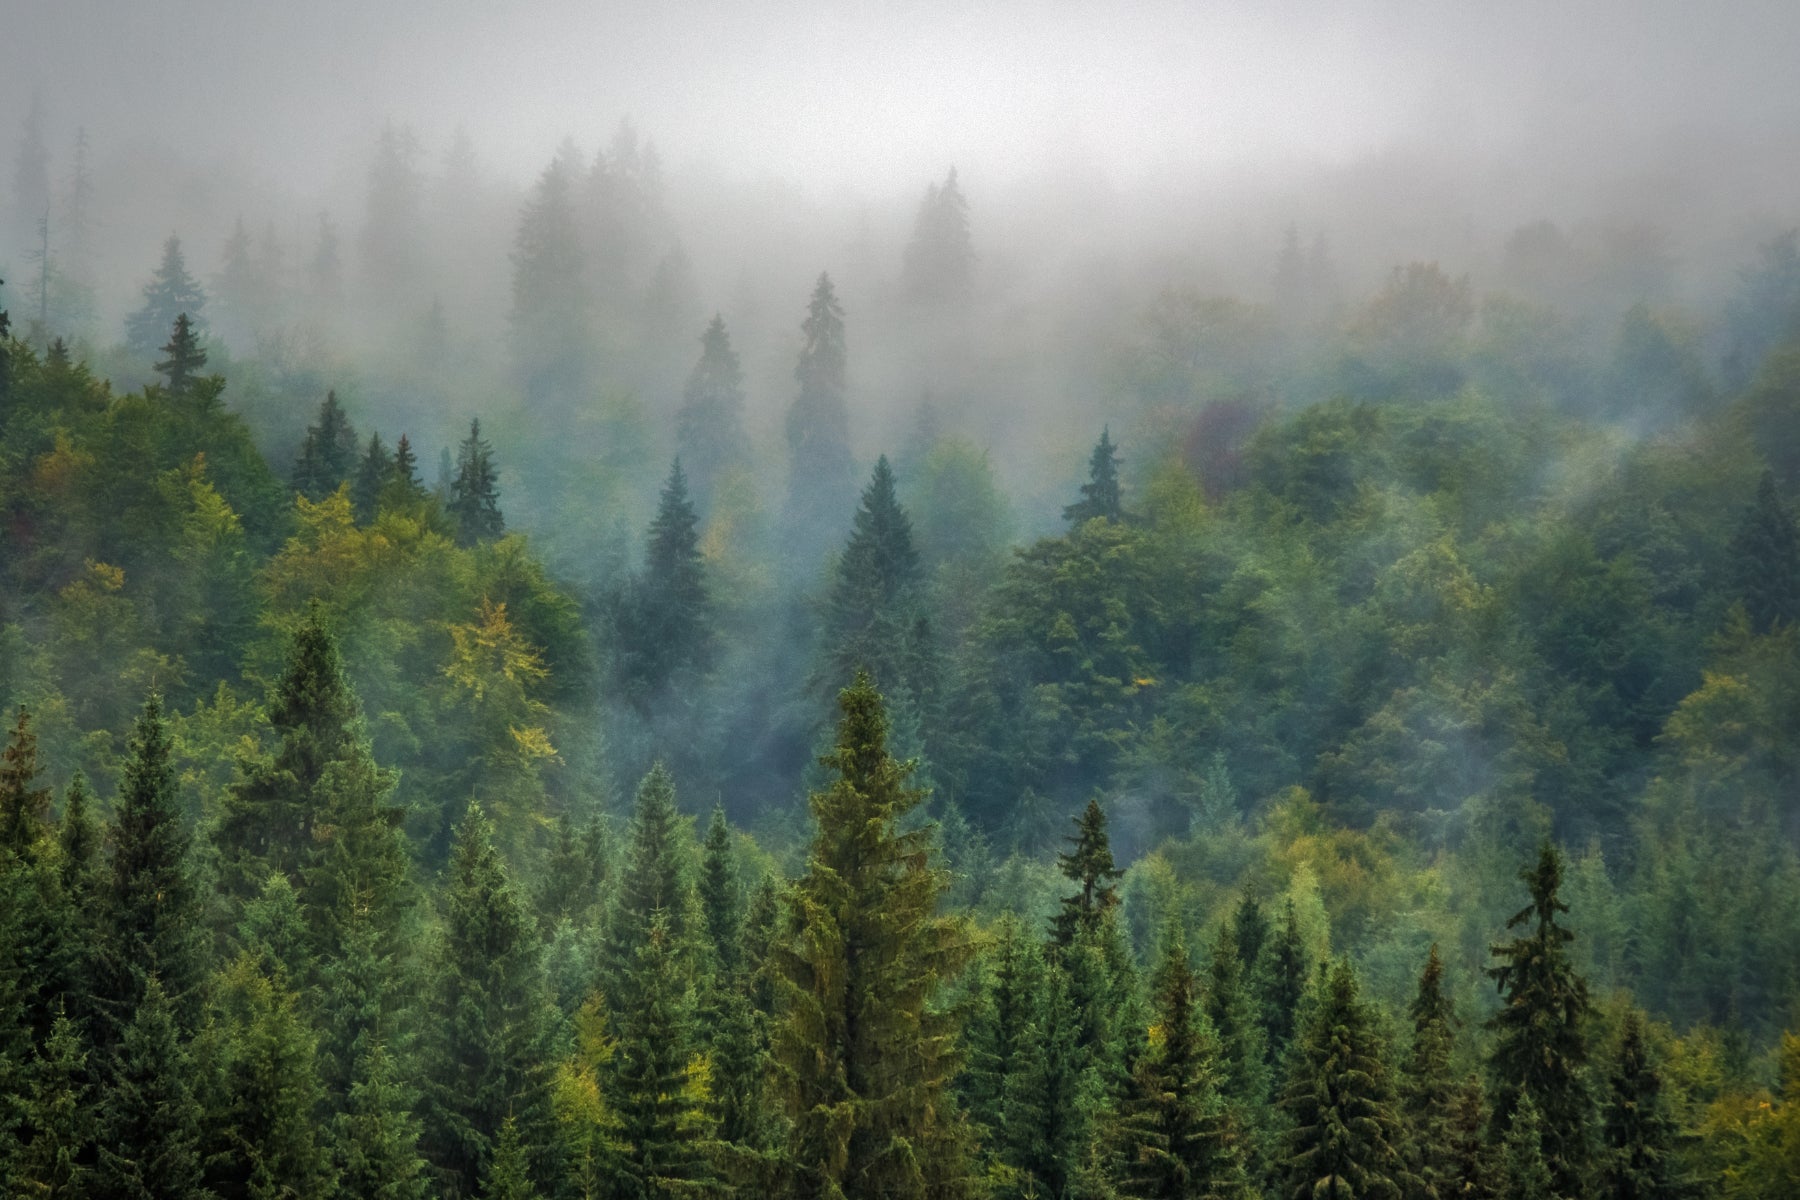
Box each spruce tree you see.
[616,460,712,700]
[999,954,1101,1198]
[783,273,853,555]
[902,167,974,306]
[420,803,558,1198]
[292,390,359,501]
[603,763,697,1005]
[824,456,929,699]
[482,1116,538,1200]
[510,153,590,406]
[1402,945,1461,1200]
[1729,468,1800,633]
[1486,843,1594,1200]
[1052,797,1122,949]
[1064,427,1123,526]
[1500,1094,1554,1200]
[611,910,713,1200]
[1122,923,1251,1200]
[1446,1076,1498,1200]
[383,432,430,511]
[0,704,50,859]
[154,311,208,396]
[1205,922,1270,1117]
[1257,898,1309,1068]
[1279,960,1411,1200]
[963,916,1041,1138]
[449,417,505,546]
[771,671,976,1199]
[699,804,740,976]
[125,234,206,356]
[1598,1011,1679,1200]
[676,314,749,511]
[1234,892,1269,979]
[95,976,206,1200]
[352,431,392,524]
[334,1040,431,1200]
[97,694,206,1036]
[11,1007,94,1197]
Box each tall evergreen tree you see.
[699,804,740,976]
[0,704,50,859]
[771,672,976,1199]
[902,167,974,306]
[421,803,558,1199]
[292,390,360,501]
[1728,469,1800,633]
[1598,1011,1679,1200]
[482,1116,538,1200]
[1402,945,1461,1200]
[603,763,697,1005]
[1500,1094,1554,1200]
[1446,1076,1498,1200]
[1257,899,1309,1067]
[676,314,748,511]
[783,273,854,556]
[384,432,429,510]
[510,153,591,406]
[1205,922,1270,1118]
[824,455,930,700]
[1233,892,1269,979]
[96,694,207,1036]
[999,954,1102,1199]
[449,417,505,546]
[352,431,392,524]
[1486,843,1594,1200]
[1279,960,1411,1200]
[95,976,207,1200]
[125,234,206,356]
[615,460,712,700]
[963,916,1042,1140]
[12,1007,94,1198]
[1064,427,1123,526]
[1052,797,1122,949]
[334,1040,431,1200]
[153,311,209,397]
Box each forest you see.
[5,7,1800,1197]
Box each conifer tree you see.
[97,694,206,1035]
[1122,923,1251,1200]
[1258,899,1309,1068]
[1053,797,1122,949]
[699,804,740,975]
[902,167,974,306]
[1206,923,1271,1116]
[1598,1011,1679,1200]
[450,417,505,546]
[334,1040,431,1200]
[384,432,429,511]
[999,955,1101,1198]
[0,704,50,859]
[616,461,712,699]
[783,273,853,554]
[1234,892,1269,979]
[824,455,931,701]
[125,234,206,356]
[1486,843,1594,1200]
[154,311,208,396]
[1729,468,1800,633]
[676,314,749,510]
[352,431,392,524]
[1446,1076,1498,1200]
[963,916,1041,1138]
[1500,1094,1554,1200]
[603,763,697,1005]
[96,975,207,1200]
[611,910,713,1200]
[482,1116,539,1200]
[510,153,590,406]
[292,390,360,501]
[1279,960,1411,1200]
[772,671,976,1199]
[12,1007,93,1197]
[1064,427,1123,526]
[421,803,558,1198]
[1402,945,1461,1200]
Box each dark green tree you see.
[783,273,854,556]
[154,312,209,396]
[676,314,748,511]
[1233,892,1269,979]
[1402,945,1461,1200]
[420,803,558,1198]
[0,704,50,859]
[603,763,697,1005]
[999,955,1102,1199]
[1486,843,1594,1200]
[771,672,976,1199]
[291,390,359,501]
[698,804,740,976]
[95,976,207,1200]
[482,1116,538,1200]
[1598,1010,1679,1200]
[1052,797,1122,949]
[382,432,430,511]
[1205,922,1270,1117]
[1446,1076,1498,1200]
[1728,469,1800,633]
[125,234,206,356]
[1257,899,1309,1067]
[962,916,1041,1138]
[823,455,931,703]
[449,417,505,546]
[11,1007,94,1197]
[615,460,713,701]
[1501,1094,1554,1200]
[352,431,392,524]
[1279,960,1411,1200]
[1063,427,1122,526]
[334,1040,431,1200]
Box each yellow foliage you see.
[444,597,549,702]
[30,429,94,494]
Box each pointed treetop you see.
[1052,796,1121,947]
[1064,426,1123,526]
[0,704,51,859]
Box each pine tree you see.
[153,311,209,396]
[1486,843,1594,1200]
[125,234,206,356]
[334,1040,432,1200]
[824,455,930,701]
[604,763,697,1005]
[963,916,1042,1139]
[1403,945,1461,1200]
[449,417,505,546]
[384,432,430,511]
[96,694,206,1036]
[482,1116,538,1200]
[1052,797,1122,949]
[999,954,1101,1198]
[1598,1011,1679,1200]
[902,167,974,306]
[421,803,558,1198]
[772,672,976,1199]
[352,431,393,524]
[11,1007,94,1197]
[1729,468,1800,633]
[1205,923,1270,1116]
[95,976,207,1200]
[1446,1076,1498,1200]
[1257,899,1309,1068]
[783,273,854,555]
[1234,892,1269,979]
[292,390,359,501]
[676,314,749,511]
[616,460,712,700]
[0,704,50,859]
[510,153,590,406]
[1501,1094,1554,1200]
[1122,923,1251,1200]
[611,910,713,1200]
[699,804,740,976]
[1280,960,1411,1200]
[1064,427,1123,526]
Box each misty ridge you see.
[5,3,1800,1199]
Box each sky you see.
[9,0,1800,204]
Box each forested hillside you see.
[5,65,1800,1200]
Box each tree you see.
[292,390,360,501]
[1598,1011,1679,1200]
[771,672,976,1199]
[421,803,558,1198]
[10,1007,94,1197]
[153,311,209,397]
[1486,843,1594,1200]
[615,460,712,700]
[603,763,697,1003]
[1233,892,1269,979]
[1064,427,1122,526]
[510,153,590,405]
[1500,1094,1554,1200]
[1256,900,1312,1064]
[1204,922,1270,1117]
[0,705,50,859]
[352,431,393,524]
[334,1040,432,1200]
[95,976,207,1200]
[1279,959,1411,1200]
[384,432,429,510]
[824,456,930,700]
[361,124,425,304]
[783,273,854,555]
[482,1117,538,1200]
[676,314,748,511]
[999,955,1103,1198]
[902,167,974,305]
[125,235,206,357]
[962,916,1040,1137]
[450,417,505,546]
[1402,945,1461,1200]
[1729,469,1800,634]
[699,804,740,976]
[1052,797,1122,949]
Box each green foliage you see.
[125,235,206,357]
[292,390,358,501]
[334,1040,431,1200]
[676,314,748,511]
[610,911,713,1200]
[450,417,505,546]
[1729,470,1799,634]
[155,312,209,396]
[783,273,853,555]
[1064,427,1123,526]
[1053,798,1122,949]
[95,975,207,1200]
[1598,1011,1680,1200]
[824,455,931,703]
[613,459,713,703]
